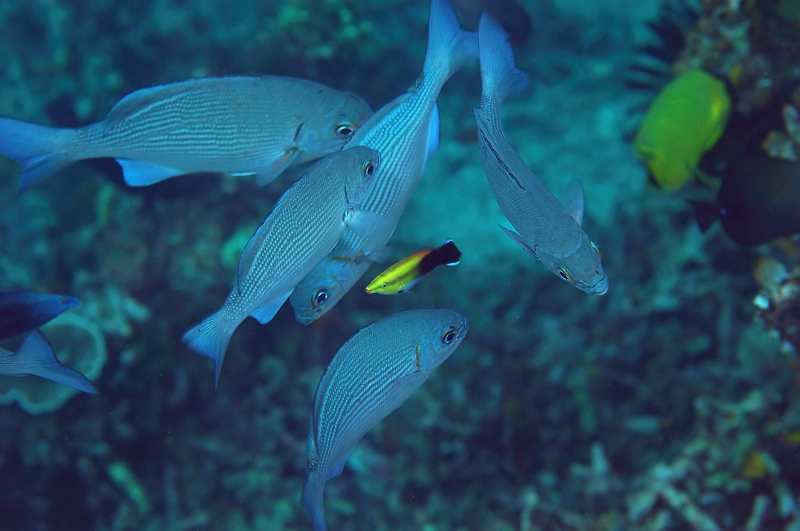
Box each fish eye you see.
[441,325,458,345]
[557,266,574,283]
[590,241,602,258]
[363,159,376,177]
[335,123,355,138]
[312,289,328,307]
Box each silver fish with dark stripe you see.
[0,76,372,191]
[302,309,469,531]
[473,14,608,295]
[290,0,479,323]
[182,146,382,388]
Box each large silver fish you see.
[0,330,97,394]
[473,14,608,295]
[0,76,372,192]
[302,309,469,531]
[290,0,479,324]
[182,146,382,388]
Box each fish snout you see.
[587,274,609,295]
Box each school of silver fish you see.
[0,0,609,528]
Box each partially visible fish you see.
[0,290,78,341]
[690,157,800,246]
[0,330,97,394]
[291,0,479,324]
[451,0,532,46]
[473,14,608,295]
[365,239,461,294]
[302,309,469,531]
[0,76,373,191]
[182,146,382,388]
[634,69,731,191]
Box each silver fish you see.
[473,14,608,295]
[302,309,469,531]
[0,330,97,394]
[290,0,479,324]
[182,146,382,387]
[0,76,372,192]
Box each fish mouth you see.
[586,276,609,295]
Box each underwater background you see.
[1,0,800,530]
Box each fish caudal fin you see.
[423,0,479,83]
[301,475,328,531]
[16,331,98,394]
[0,117,79,192]
[478,13,531,108]
[182,311,235,390]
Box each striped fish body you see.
[474,14,607,295]
[290,0,479,323]
[302,309,469,531]
[0,76,372,190]
[182,146,381,387]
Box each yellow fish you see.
[634,69,731,191]
[365,240,461,295]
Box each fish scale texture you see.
[73,77,357,166]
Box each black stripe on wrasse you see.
[418,240,461,276]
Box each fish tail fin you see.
[182,311,235,390]
[423,0,479,83]
[16,331,98,394]
[688,200,720,233]
[301,475,327,531]
[478,13,531,108]
[0,117,79,192]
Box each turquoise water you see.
[1,0,799,530]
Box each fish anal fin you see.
[256,149,299,186]
[249,290,292,325]
[118,159,185,186]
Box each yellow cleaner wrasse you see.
[473,14,607,295]
[0,76,373,192]
[290,0,479,324]
[182,146,382,388]
[634,69,731,192]
[302,309,469,531]
[365,239,462,294]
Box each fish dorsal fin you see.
[563,178,585,226]
[105,82,191,130]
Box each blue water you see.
[1,0,799,530]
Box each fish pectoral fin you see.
[498,224,537,257]
[118,159,185,186]
[256,149,299,186]
[345,210,394,241]
[564,178,585,226]
[362,246,394,264]
[250,290,293,325]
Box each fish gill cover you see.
[0,0,799,530]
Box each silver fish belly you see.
[290,0,479,323]
[474,14,607,295]
[182,146,381,388]
[0,76,372,191]
[302,309,469,531]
